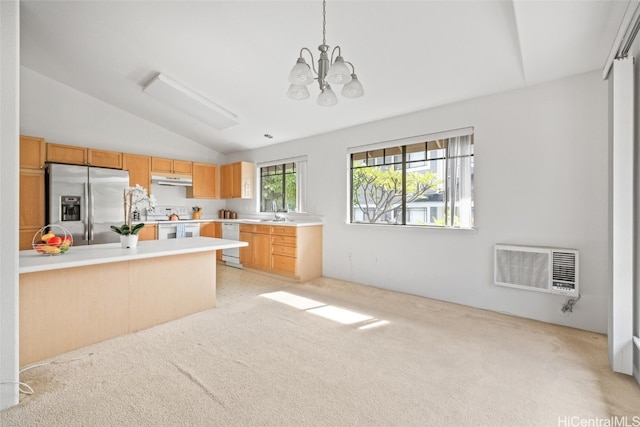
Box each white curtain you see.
[446,135,473,228]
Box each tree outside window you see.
[350,132,474,228]
[260,163,297,213]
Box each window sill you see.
[346,221,477,232]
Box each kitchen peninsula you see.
[18,237,247,366]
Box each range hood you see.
[151,175,193,187]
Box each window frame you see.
[347,127,474,229]
[257,156,307,214]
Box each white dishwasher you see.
[221,222,242,268]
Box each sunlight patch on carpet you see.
[260,291,324,309]
[307,305,372,325]
[260,291,388,328]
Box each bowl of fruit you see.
[32,225,73,255]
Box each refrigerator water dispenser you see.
[61,196,81,221]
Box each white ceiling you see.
[20,1,629,154]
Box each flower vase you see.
[120,234,138,248]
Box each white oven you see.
[158,222,200,240]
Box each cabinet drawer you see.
[255,225,271,234]
[272,244,296,257]
[271,235,296,247]
[272,254,296,275]
[270,226,296,236]
[239,224,255,233]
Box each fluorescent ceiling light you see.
[143,73,238,130]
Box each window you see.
[259,157,307,213]
[349,128,474,228]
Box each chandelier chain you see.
[322,0,327,45]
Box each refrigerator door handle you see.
[88,182,95,240]
[83,182,89,241]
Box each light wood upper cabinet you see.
[220,161,254,199]
[187,163,218,199]
[47,143,123,169]
[123,153,151,192]
[88,149,122,169]
[151,157,192,175]
[20,135,46,169]
[47,143,87,165]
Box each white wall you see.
[228,71,610,334]
[20,67,225,164]
[20,66,228,214]
[0,0,20,410]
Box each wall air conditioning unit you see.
[494,244,579,296]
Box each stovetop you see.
[146,205,191,221]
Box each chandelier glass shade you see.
[287,0,364,106]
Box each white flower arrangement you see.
[111,184,157,236]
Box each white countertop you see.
[19,237,247,274]
[142,218,323,227]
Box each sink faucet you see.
[272,200,285,221]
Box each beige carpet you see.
[1,265,639,426]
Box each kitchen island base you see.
[20,250,216,366]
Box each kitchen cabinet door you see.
[137,224,157,241]
[19,169,45,250]
[20,135,46,169]
[47,143,87,165]
[172,160,192,175]
[20,228,41,251]
[151,157,173,174]
[123,153,151,192]
[201,222,223,260]
[88,149,123,169]
[239,231,254,267]
[253,233,271,270]
[187,163,218,199]
[220,164,234,199]
[200,222,215,237]
[20,170,45,229]
[221,161,254,199]
[151,157,192,175]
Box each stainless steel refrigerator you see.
[46,163,130,245]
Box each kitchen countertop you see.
[19,237,247,274]
[142,218,323,227]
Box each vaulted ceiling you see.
[20,1,629,154]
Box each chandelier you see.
[286,0,364,106]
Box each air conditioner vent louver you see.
[552,252,576,283]
[494,244,579,296]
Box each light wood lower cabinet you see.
[239,224,271,269]
[137,224,157,241]
[239,224,322,281]
[201,222,222,260]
